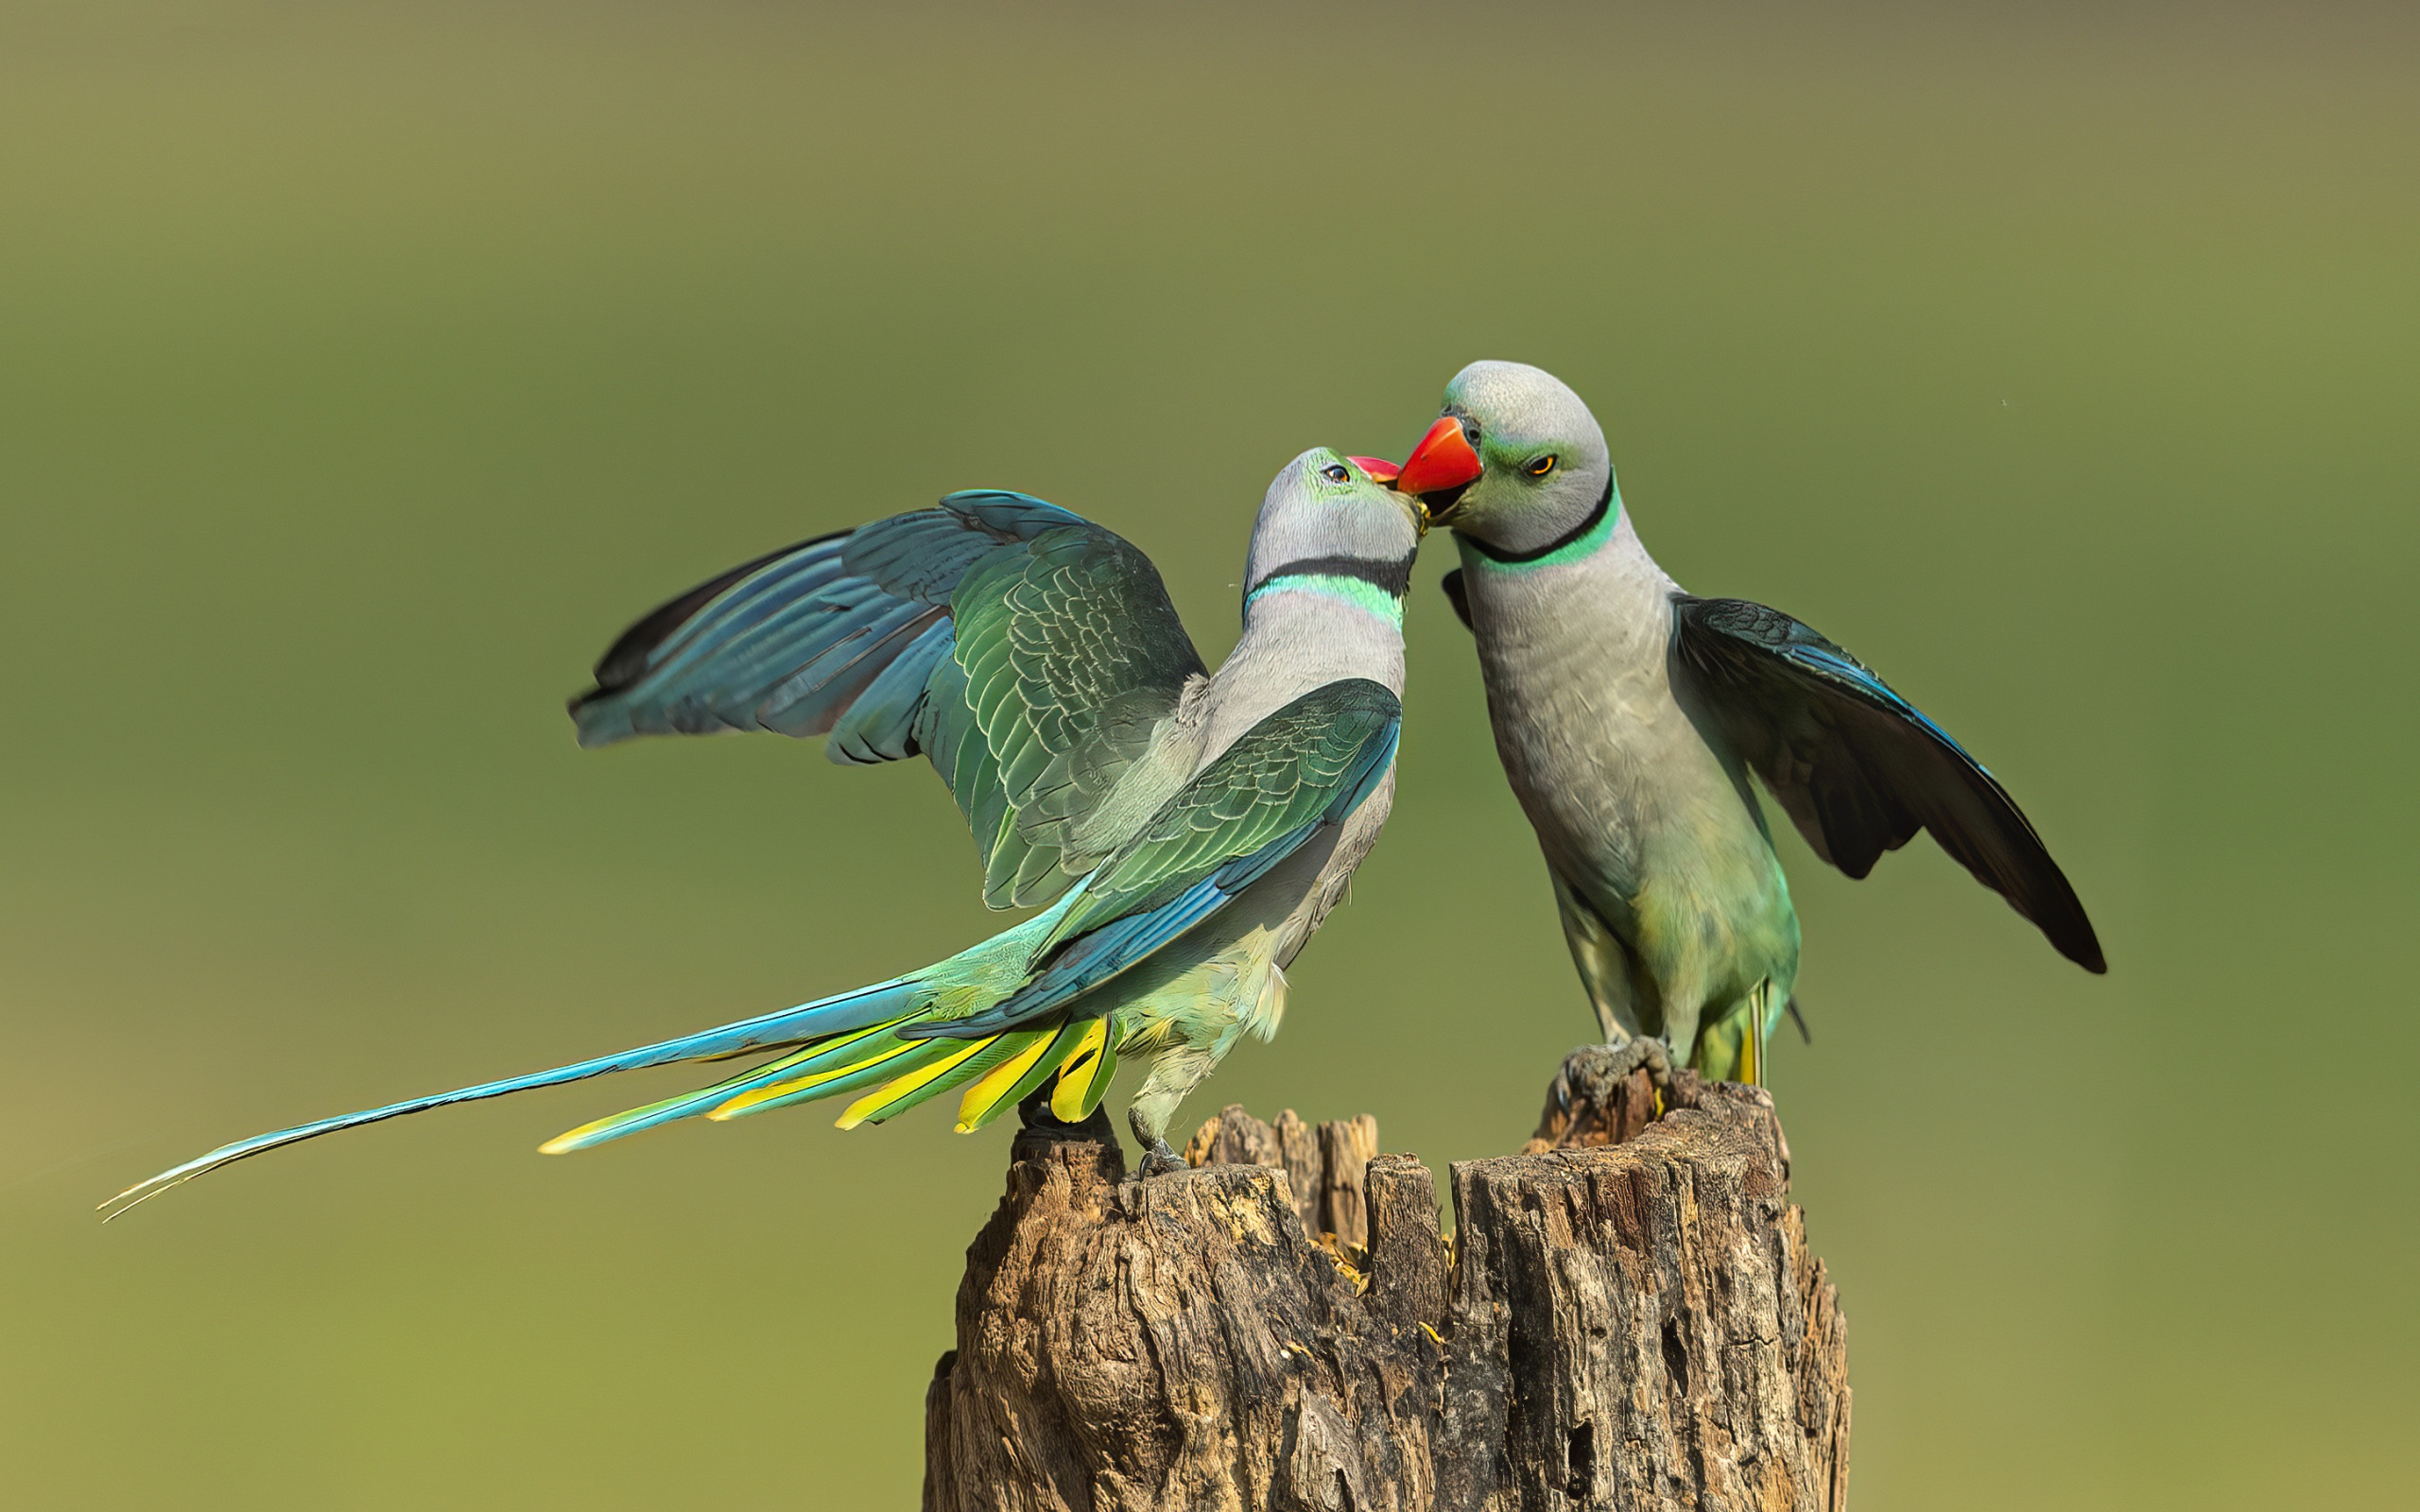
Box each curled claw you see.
[1540,1037,1676,1148]
[1136,1140,1187,1178]
[1556,1036,1671,1104]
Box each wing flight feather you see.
[569,491,1207,907]
[1670,595,2103,972]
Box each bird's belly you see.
[1481,635,1694,883]
[1480,629,1792,993]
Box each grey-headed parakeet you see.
[1391,361,2100,1087]
[107,448,1424,1213]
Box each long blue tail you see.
[98,976,922,1219]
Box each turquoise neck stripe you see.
[1245,574,1405,627]
[1465,487,1621,573]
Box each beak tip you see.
[1395,416,1485,500]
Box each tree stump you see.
[924,1059,1849,1511]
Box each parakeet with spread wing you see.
[105,448,1424,1215]
[1389,360,2101,1090]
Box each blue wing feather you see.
[827,619,957,765]
[1670,594,2103,971]
[568,490,1201,911]
[911,823,1325,1040]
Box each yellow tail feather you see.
[704,1034,925,1121]
[835,1039,995,1130]
[953,1031,1057,1133]
[1048,1019,1116,1122]
[1732,978,1775,1088]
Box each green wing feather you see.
[570,493,1208,912]
[948,524,1207,906]
[889,679,1402,1044]
[1042,679,1402,950]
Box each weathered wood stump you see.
[924,1061,1849,1511]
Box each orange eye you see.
[1525,455,1557,477]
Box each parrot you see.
[1386,359,2102,1091]
[103,447,1426,1216]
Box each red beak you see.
[1394,415,1484,504]
[1347,455,1401,485]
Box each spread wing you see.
[569,491,1207,908]
[1669,595,2104,972]
[906,678,1403,1039]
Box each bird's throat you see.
[1461,479,1619,570]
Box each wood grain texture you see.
[925,1060,1848,1511]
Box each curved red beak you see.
[1394,416,1484,514]
[1347,455,1401,485]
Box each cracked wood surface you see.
[925,1064,1848,1511]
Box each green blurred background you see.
[4,3,2411,1506]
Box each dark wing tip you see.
[2005,845,2105,971]
[2056,915,2108,973]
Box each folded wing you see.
[569,491,1208,907]
[908,678,1404,1039]
[1669,595,2104,972]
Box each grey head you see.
[1393,360,1615,558]
[1241,447,1427,618]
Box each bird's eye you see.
[1320,463,1351,483]
[1525,455,1557,477]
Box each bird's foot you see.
[1551,1037,1674,1113]
[1126,1107,1189,1177]
[1532,1038,1678,1151]
[1135,1139,1187,1178]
